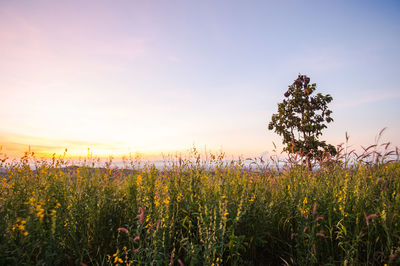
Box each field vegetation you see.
[0,140,399,265]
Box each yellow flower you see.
[163,198,170,205]
[381,210,386,221]
[154,197,159,207]
[37,210,44,219]
[223,212,229,217]
[303,197,308,205]
[136,175,142,186]
[23,232,29,236]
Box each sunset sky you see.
[1,0,400,160]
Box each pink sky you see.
[1,0,399,160]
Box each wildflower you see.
[303,197,308,205]
[114,255,122,263]
[249,194,256,202]
[316,231,325,238]
[117,227,129,234]
[136,175,142,186]
[154,196,160,207]
[177,259,184,266]
[23,232,28,236]
[37,209,44,219]
[312,202,317,217]
[137,207,144,224]
[134,235,140,242]
[365,213,377,226]
[223,212,229,217]
[134,249,139,254]
[163,198,170,205]
[381,210,387,221]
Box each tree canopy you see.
[268,75,336,160]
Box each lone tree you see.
[268,74,336,167]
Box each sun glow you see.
[0,133,165,160]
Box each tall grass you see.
[0,143,399,265]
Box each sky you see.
[1,0,399,160]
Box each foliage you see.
[0,149,399,265]
[268,74,337,160]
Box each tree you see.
[268,74,336,167]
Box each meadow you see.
[0,144,399,265]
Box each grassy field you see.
[0,148,399,265]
